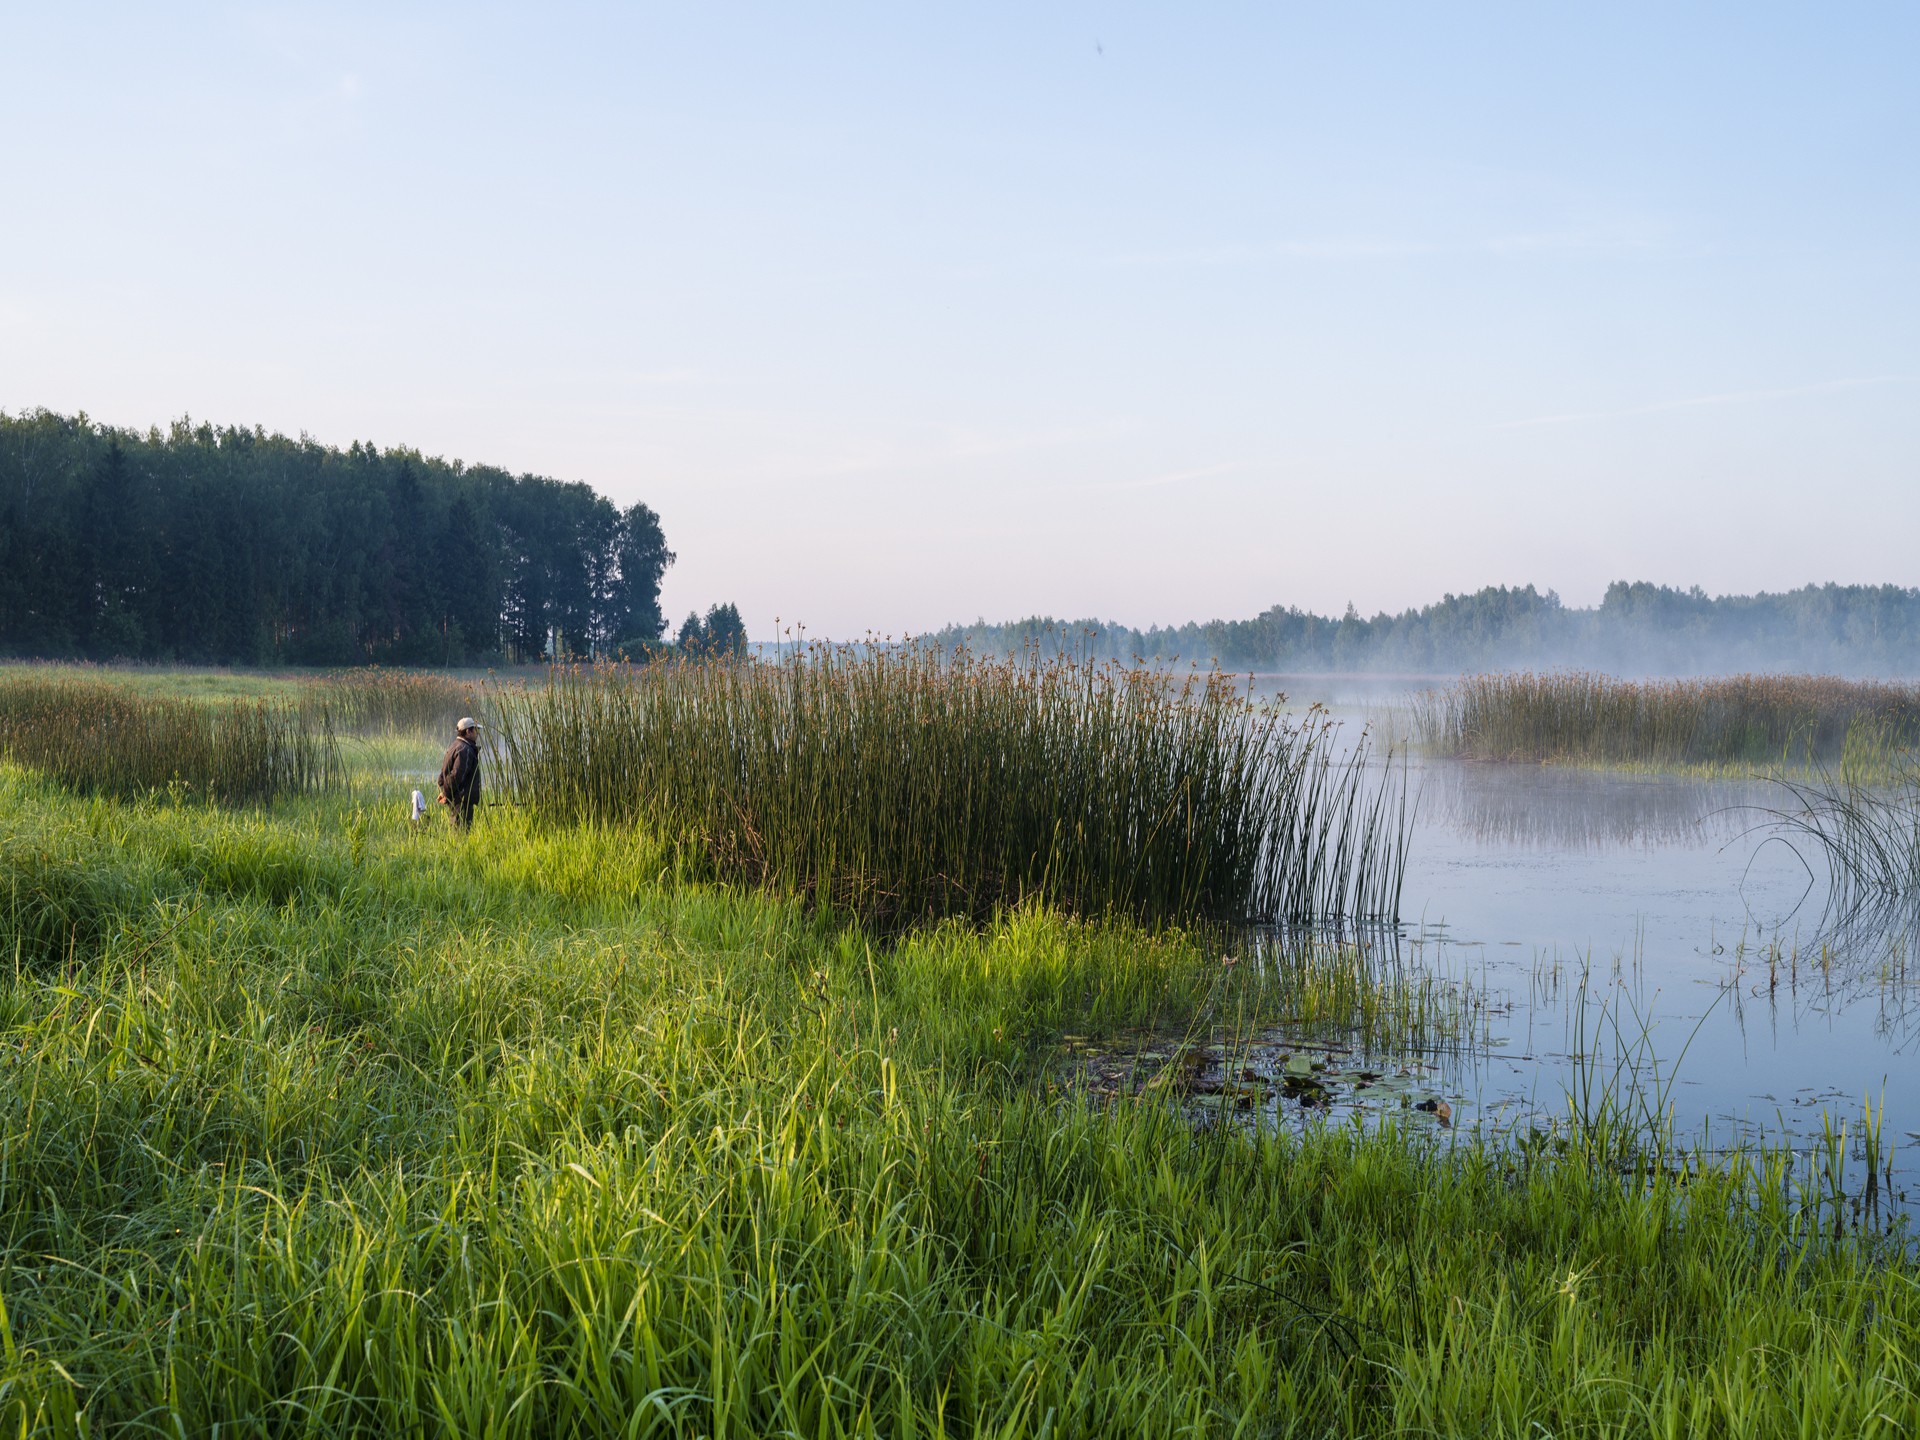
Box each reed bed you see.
[494,646,1410,931]
[0,675,339,804]
[310,666,487,736]
[1414,670,1920,770]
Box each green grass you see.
[0,661,506,739]
[494,649,1410,932]
[0,673,341,804]
[0,659,312,707]
[0,760,1913,1436]
[1414,670,1920,774]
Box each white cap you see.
[457,717,481,732]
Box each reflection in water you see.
[1246,746,1920,1231]
[1724,913,1920,1036]
[1414,758,1760,851]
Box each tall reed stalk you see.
[1772,758,1920,915]
[309,667,486,736]
[1415,671,1920,770]
[493,646,1409,930]
[0,676,340,804]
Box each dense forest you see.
[0,410,672,665]
[927,582,1920,676]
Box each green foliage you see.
[493,647,1409,931]
[0,409,674,665]
[0,774,1910,1435]
[0,673,341,804]
[674,601,748,657]
[1414,671,1920,769]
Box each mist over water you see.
[1239,673,1920,1227]
[922,581,1920,679]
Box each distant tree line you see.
[675,603,749,658]
[0,410,674,665]
[926,582,1920,677]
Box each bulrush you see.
[1415,671,1920,771]
[308,666,486,736]
[492,643,1410,931]
[0,676,341,804]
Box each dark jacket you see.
[438,736,481,807]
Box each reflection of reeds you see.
[0,676,340,803]
[494,645,1411,931]
[1415,671,1920,771]
[1243,928,1483,1052]
[1418,759,1744,850]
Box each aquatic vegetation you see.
[0,771,1912,1435]
[493,645,1411,931]
[0,674,340,803]
[1771,759,1920,914]
[1064,1034,1459,1124]
[1415,669,1920,771]
[309,665,490,736]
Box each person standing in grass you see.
[437,717,482,829]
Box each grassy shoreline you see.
[0,762,1914,1435]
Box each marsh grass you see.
[0,659,309,706]
[1240,928,1488,1053]
[0,674,340,804]
[0,767,1912,1436]
[494,646,1410,932]
[312,666,490,736]
[1415,670,1920,772]
[1771,758,1920,916]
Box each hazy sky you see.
[4,4,1916,638]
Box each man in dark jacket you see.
[437,717,482,829]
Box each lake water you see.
[1252,675,1919,1232]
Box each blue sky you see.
[3,3,1915,637]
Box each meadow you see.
[0,663,1913,1435]
[1413,670,1920,773]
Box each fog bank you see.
[921,582,1920,678]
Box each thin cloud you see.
[1482,219,1677,258]
[1119,460,1250,491]
[1492,375,1920,431]
[533,367,708,389]
[1102,224,1678,270]
[707,421,1134,490]
[1101,239,1432,268]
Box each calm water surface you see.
[1254,676,1919,1228]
